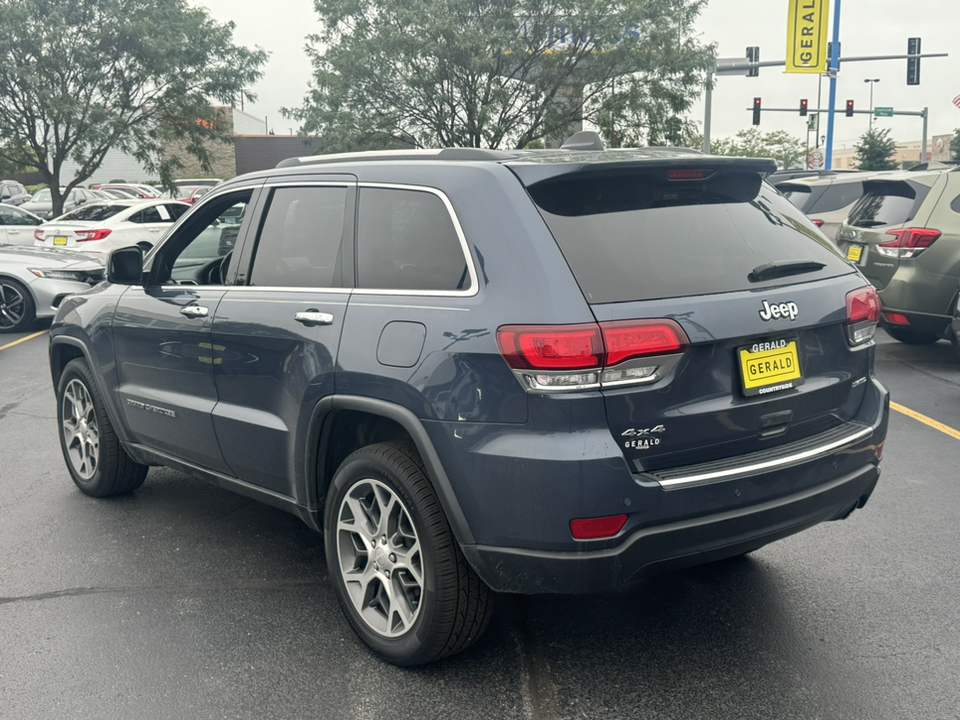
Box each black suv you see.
[49,134,889,665]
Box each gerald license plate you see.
[739,339,803,397]
[847,244,863,263]
[53,236,68,246]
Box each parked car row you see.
[777,165,960,349]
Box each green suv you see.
[836,168,960,344]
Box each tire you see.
[324,441,495,666]
[0,277,36,333]
[883,326,940,345]
[57,358,148,497]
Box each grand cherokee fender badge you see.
[759,300,799,321]
[125,398,176,418]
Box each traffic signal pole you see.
[824,0,842,170]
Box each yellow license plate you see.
[739,340,803,397]
[847,245,862,263]
[53,236,68,246]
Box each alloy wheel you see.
[336,478,424,638]
[61,379,100,480]
[0,282,26,329]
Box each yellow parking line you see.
[0,330,47,353]
[891,401,960,441]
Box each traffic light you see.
[746,46,760,77]
[907,37,921,85]
[799,99,808,116]
[845,100,854,117]
[752,97,761,125]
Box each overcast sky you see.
[193,0,960,151]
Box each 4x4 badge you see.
[759,300,799,321]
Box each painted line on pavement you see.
[0,330,47,353]
[891,401,960,442]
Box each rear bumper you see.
[463,462,880,594]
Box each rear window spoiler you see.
[509,156,778,187]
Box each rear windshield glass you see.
[807,182,864,213]
[847,181,929,228]
[528,172,851,304]
[778,184,813,211]
[59,204,125,222]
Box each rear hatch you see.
[835,178,937,289]
[515,158,872,472]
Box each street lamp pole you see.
[864,78,880,130]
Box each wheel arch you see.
[306,395,475,545]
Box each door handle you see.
[180,305,209,318]
[294,310,334,326]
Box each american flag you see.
[954,95,960,110]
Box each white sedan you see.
[0,204,44,246]
[33,199,191,261]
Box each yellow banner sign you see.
[786,0,831,73]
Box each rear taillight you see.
[497,320,688,392]
[812,219,825,228]
[877,227,941,258]
[34,230,45,242]
[845,286,881,346]
[76,228,112,242]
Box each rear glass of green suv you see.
[527,171,851,304]
[847,180,931,228]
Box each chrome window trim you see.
[653,424,874,490]
[353,182,479,298]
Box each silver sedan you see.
[0,245,104,333]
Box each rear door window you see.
[528,171,851,304]
[847,181,930,228]
[249,186,349,288]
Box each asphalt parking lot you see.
[1,325,959,720]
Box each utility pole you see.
[824,0,842,170]
[864,78,880,130]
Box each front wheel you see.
[0,278,36,333]
[324,441,495,666]
[57,358,148,496]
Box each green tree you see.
[853,128,898,171]
[687,129,805,168]
[949,128,960,163]
[0,0,267,217]
[287,0,714,151]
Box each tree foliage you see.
[288,0,714,151]
[0,0,267,216]
[853,128,898,171]
[688,129,806,169]
[950,128,960,164]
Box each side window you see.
[950,194,960,214]
[153,191,253,286]
[2,207,39,226]
[356,187,469,291]
[131,207,163,224]
[249,186,348,288]
[165,203,189,220]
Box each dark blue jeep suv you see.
[49,134,889,665]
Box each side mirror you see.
[107,246,144,285]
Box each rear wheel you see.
[0,278,35,333]
[57,358,148,496]
[325,441,495,666]
[884,326,940,345]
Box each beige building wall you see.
[832,135,954,170]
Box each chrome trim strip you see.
[655,425,874,489]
